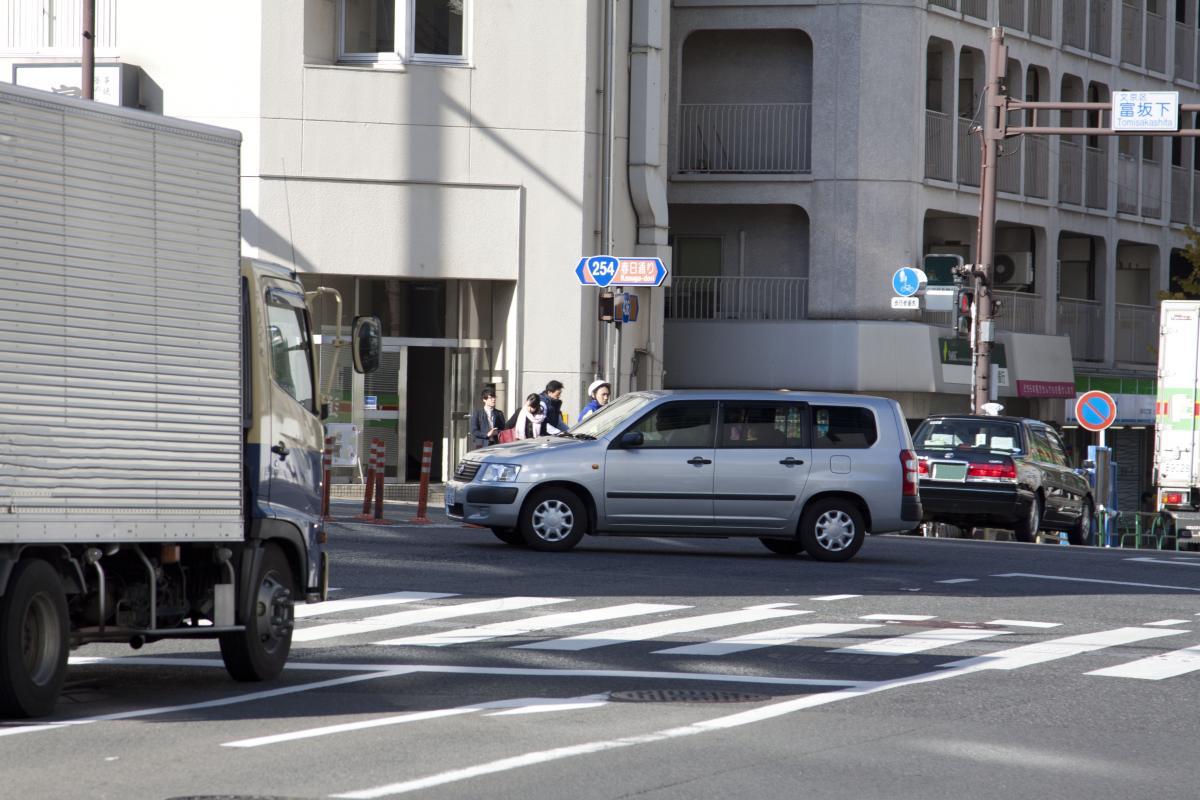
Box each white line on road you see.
[942,627,1186,670]
[858,614,937,621]
[293,596,572,642]
[293,592,457,619]
[1144,619,1191,627]
[988,619,1062,629]
[935,578,978,584]
[1125,557,1200,568]
[993,572,1200,592]
[654,622,878,656]
[831,628,1009,656]
[810,594,861,601]
[373,603,690,647]
[1086,644,1200,680]
[514,606,809,651]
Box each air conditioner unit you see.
[993,252,1034,287]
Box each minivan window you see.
[720,403,805,448]
[811,405,877,449]
[625,402,715,448]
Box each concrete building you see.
[0,0,671,482]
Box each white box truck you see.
[0,83,379,717]
[1154,299,1200,541]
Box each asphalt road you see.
[4,506,1200,800]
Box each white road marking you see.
[993,572,1200,593]
[1086,644,1200,680]
[988,619,1061,629]
[935,578,977,584]
[943,627,1186,670]
[858,613,936,621]
[373,603,690,647]
[1144,619,1191,627]
[293,592,456,619]
[293,596,571,643]
[654,622,877,656]
[1125,557,1200,567]
[515,606,808,651]
[831,628,1009,656]
[810,594,861,601]
[485,694,610,716]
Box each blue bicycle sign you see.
[891,267,927,298]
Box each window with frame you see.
[625,403,715,449]
[811,406,877,449]
[339,0,467,65]
[719,403,805,449]
[266,298,316,413]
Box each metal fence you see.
[1145,12,1167,74]
[1085,145,1108,209]
[1024,134,1049,198]
[1028,0,1053,38]
[1141,159,1162,218]
[998,142,1021,194]
[925,110,954,181]
[1064,0,1088,48]
[957,117,981,187]
[1117,152,1139,214]
[1115,303,1158,364]
[1172,166,1190,224]
[664,276,809,321]
[961,0,987,18]
[676,103,812,174]
[1059,138,1083,205]
[1058,298,1104,361]
[993,291,1044,334]
[999,0,1025,30]
[1177,22,1196,84]
[1121,1,1143,67]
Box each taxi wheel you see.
[1067,499,1093,546]
[1013,494,1042,543]
[759,538,804,556]
[799,499,865,562]
[519,488,586,552]
[490,527,524,546]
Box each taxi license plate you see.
[445,484,457,505]
[932,463,968,482]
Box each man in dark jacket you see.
[469,387,505,450]
[539,380,565,431]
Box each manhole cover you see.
[609,689,770,704]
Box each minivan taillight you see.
[901,449,920,496]
[967,461,1017,481]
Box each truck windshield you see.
[568,392,656,439]
[266,298,316,413]
[913,418,1022,454]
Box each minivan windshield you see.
[566,392,657,439]
[913,417,1023,454]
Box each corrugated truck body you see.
[1154,300,1200,533]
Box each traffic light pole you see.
[972,28,1006,414]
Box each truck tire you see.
[220,543,294,682]
[0,559,69,718]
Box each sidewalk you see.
[326,497,457,526]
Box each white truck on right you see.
[1154,299,1200,544]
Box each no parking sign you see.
[1074,390,1117,433]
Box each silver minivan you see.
[445,390,921,561]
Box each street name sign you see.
[576,256,668,287]
[1112,91,1179,131]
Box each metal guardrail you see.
[676,103,812,174]
[664,276,809,321]
[1172,166,1190,224]
[1085,145,1108,209]
[1024,134,1049,198]
[1115,302,1158,364]
[1058,297,1104,361]
[957,117,980,187]
[1059,138,1083,205]
[925,110,954,181]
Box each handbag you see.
[498,427,517,444]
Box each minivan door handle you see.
[686,456,713,466]
[779,457,805,467]
[271,442,290,458]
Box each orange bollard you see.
[362,439,393,524]
[410,441,433,524]
[321,435,334,521]
[357,439,378,520]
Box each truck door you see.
[264,288,323,518]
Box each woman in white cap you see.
[579,379,611,420]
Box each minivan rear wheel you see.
[759,538,804,556]
[799,499,865,562]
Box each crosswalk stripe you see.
[943,627,1186,670]
[373,603,690,647]
[515,606,808,652]
[811,594,860,601]
[654,621,875,656]
[293,597,571,643]
[831,628,1009,656]
[988,619,1061,629]
[859,614,936,621]
[293,592,457,619]
[1086,644,1200,680]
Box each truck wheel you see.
[519,488,586,551]
[0,559,69,718]
[798,499,865,562]
[220,543,294,682]
[1014,495,1042,543]
[1067,499,1093,546]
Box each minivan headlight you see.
[480,463,522,482]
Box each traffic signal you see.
[953,287,973,337]
[923,253,965,287]
[598,291,615,322]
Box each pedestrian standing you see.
[579,379,611,421]
[469,387,505,450]
[540,380,566,431]
[513,393,563,440]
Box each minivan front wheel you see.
[519,488,586,552]
[799,499,865,562]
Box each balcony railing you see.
[994,291,1044,334]
[664,276,809,321]
[1091,0,1113,56]
[1028,0,1053,38]
[1141,160,1162,218]
[1193,171,1200,226]
[1172,166,1190,224]
[1064,0,1087,49]
[1115,303,1158,364]
[958,117,981,187]
[928,0,956,9]
[1000,0,1025,30]
[1085,145,1108,209]
[925,110,954,181]
[1117,152,1139,214]
[1176,22,1195,83]
[1059,138,1083,205]
[1145,12,1167,74]
[1059,298,1104,361]
[1121,2,1144,67]
[998,144,1021,194]
[962,0,987,18]
[676,103,812,174]
[1024,134,1049,198]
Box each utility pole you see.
[81,0,95,100]
[972,27,1007,414]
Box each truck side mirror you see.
[352,316,382,374]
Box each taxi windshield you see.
[568,392,656,439]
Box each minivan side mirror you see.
[352,316,382,374]
[619,431,644,448]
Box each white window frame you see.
[337,0,470,67]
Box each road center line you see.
[1125,557,1200,568]
[993,572,1200,592]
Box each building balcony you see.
[675,103,812,175]
[1058,297,1104,362]
[1115,302,1158,364]
[664,275,809,320]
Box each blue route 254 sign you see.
[891,267,927,298]
[576,255,668,288]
